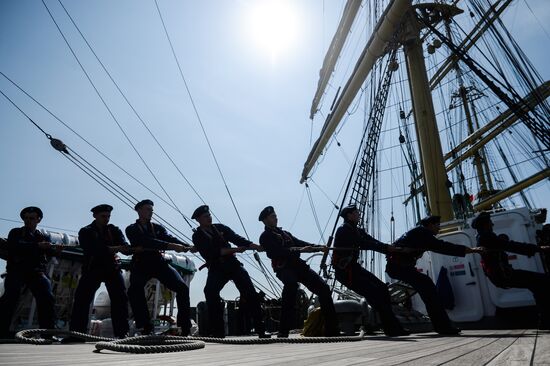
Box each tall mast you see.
[401,6,460,221]
[444,20,494,202]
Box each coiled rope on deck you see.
[15,329,112,345]
[15,329,205,353]
[95,335,205,353]
[186,330,365,344]
[15,329,365,352]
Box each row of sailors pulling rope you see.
[2,205,550,352]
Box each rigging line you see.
[0,89,52,140]
[55,0,212,223]
[309,178,340,210]
[2,86,194,244]
[153,0,249,239]
[457,3,548,118]
[420,16,549,151]
[63,151,197,242]
[1,89,129,211]
[67,147,141,205]
[305,184,326,243]
[251,253,282,296]
[0,218,79,234]
[60,153,136,211]
[41,0,193,230]
[0,89,53,142]
[245,276,277,299]
[0,72,182,214]
[289,186,307,231]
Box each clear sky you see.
[1,0,549,307]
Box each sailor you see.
[472,212,550,329]
[192,205,269,338]
[66,204,131,341]
[0,207,60,338]
[332,204,409,336]
[258,206,339,338]
[125,199,193,335]
[386,215,482,335]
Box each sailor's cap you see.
[20,206,43,219]
[258,206,275,221]
[191,205,210,220]
[134,199,154,211]
[91,204,113,214]
[339,204,358,218]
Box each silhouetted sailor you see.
[386,215,481,335]
[126,199,192,335]
[258,206,339,338]
[192,205,269,338]
[332,205,409,336]
[473,212,550,329]
[0,207,60,338]
[68,204,130,340]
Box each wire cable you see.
[41,0,194,229]
[153,0,249,237]
[56,0,212,224]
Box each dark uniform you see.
[386,217,467,334]
[192,211,266,337]
[0,208,56,337]
[69,207,130,338]
[126,201,192,335]
[474,212,550,329]
[259,207,338,337]
[332,220,406,336]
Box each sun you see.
[244,0,300,62]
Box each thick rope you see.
[15,329,205,353]
[14,329,365,352]
[15,329,112,345]
[95,335,205,353]
[186,330,365,344]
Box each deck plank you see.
[532,330,550,366]
[1,330,548,366]
[442,331,523,366]
[393,334,506,365]
[372,336,480,365]
[485,331,537,366]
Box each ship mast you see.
[302,0,460,221]
[444,20,495,204]
[401,5,461,221]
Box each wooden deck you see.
[1,329,549,365]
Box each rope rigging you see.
[2,87,279,296]
[153,0,250,240]
[0,217,78,234]
[41,0,194,231]
[0,72,186,215]
[348,49,398,231]
[2,87,285,299]
[151,0,280,295]
[305,184,327,243]
[31,0,282,295]
[312,46,400,279]
[417,8,550,153]
[1,87,194,242]
[55,0,214,223]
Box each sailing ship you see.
[0,0,549,338]
[301,0,549,326]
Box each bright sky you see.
[1,0,549,307]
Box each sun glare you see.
[245,1,300,62]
